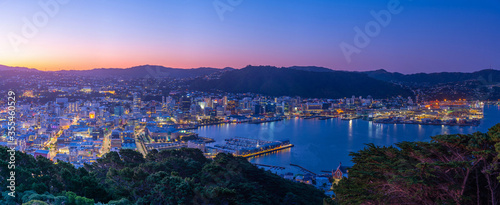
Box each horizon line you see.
[0,63,498,75]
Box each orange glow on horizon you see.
[0,37,320,71]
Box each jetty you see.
[252,163,286,170]
[290,164,317,176]
[214,137,293,158]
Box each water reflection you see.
[196,106,500,173]
[368,121,373,138]
[348,120,353,138]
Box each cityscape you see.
[0,71,492,164]
[1,1,500,205]
[1,68,500,204]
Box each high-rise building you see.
[68,102,79,113]
[216,106,225,117]
[69,145,78,162]
[227,100,238,115]
[133,92,141,115]
[114,106,124,116]
[180,96,191,119]
[265,103,276,113]
[254,104,263,115]
[223,96,228,106]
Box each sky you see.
[0,0,499,73]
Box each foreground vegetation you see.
[335,123,500,204]
[1,148,327,204]
[5,124,500,204]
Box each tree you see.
[119,149,145,165]
[2,147,327,204]
[334,123,500,205]
[22,200,49,205]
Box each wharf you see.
[290,163,317,176]
[240,144,293,158]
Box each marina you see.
[212,137,294,158]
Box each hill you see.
[364,69,500,86]
[190,66,414,99]
[56,65,234,79]
[288,66,334,72]
[0,148,329,205]
[0,65,39,72]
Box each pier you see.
[252,163,286,170]
[214,137,294,158]
[290,164,317,176]
[240,144,293,158]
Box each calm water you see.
[195,105,500,173]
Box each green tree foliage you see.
[63,191,94,205]
[0,191,93,205]
[22,200,49,205]
[0,147,110,203]
[1,147,327,204]
[335,123,500,205]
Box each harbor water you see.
[195,105,500,174]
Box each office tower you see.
[133,92,141,115]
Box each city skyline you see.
[0,0,499,73]
[2,1,500,204]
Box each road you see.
[46,116,79,159]
[134,126,148,156]
[100,127,115,155]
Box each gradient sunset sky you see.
[0,0,499,73]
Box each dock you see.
[252,163,286,170]
[240,144,293,158]
[290,164,317,176]
[214,137,294,158]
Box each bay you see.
[195,105,500,174]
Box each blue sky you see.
[0,0,499,73]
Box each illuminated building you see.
[226,100,238,115]
[99,90,116,94]
[180,96,191,119]
[68,102,79,113]
[114,106,124,116]
[22,90,35,98]
[133,92,141,115]
[110,130,123,150]
[81,87,92,93]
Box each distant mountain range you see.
[55,65,235,78]
[2,64,497,83]
[0,64,234,78]
[190,66,414,99]
[0,65,39,72]
[1,64,498,99]
[363,69,500,86]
